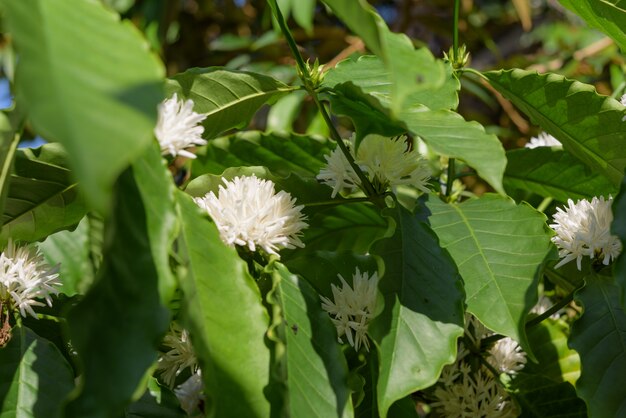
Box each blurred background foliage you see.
[2,0,625,165]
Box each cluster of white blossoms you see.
[524,132,562,149]
[550,196,622,270]
[194,175,308,256]
[320,268,379,351]
[0,240,61,319]
[157,322,204,415]
[317,134,431,197]
[155,93,208,159]
[428,315,525,417]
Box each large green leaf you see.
[166,68,295,140]
[176,191,271,418]
[569,274,626,417]
[65,145,176,417]
[509,372,587,418]
[505,148,618,202]
[426,194,553,353]
[558,0,626,52]
[319,0,445,115]
[124,378,185,418]
[39,218,95,296]
[0,109,20,219]
[272,263,353,418]
[370,206,465,418]
[192,131,332,178]
[0,326,74,418]
[615,176,626,308]
[4,0,163,211]
[0,143,87,246]
[484,69,626,187]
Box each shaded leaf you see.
[4,0,163,211]
[166,68,295,140]
[426,194,553,354]
[569,274,626,417]
[558,0,626,52]
[1,143,87,246]
[124,378,185,418]
[0,326,74,418]
[484,69,626,187]
[65,145,175,417]
[370,206,464,418]
[176,191,271,418]
[509,372,587,418]
[0,109,20,219]
[504,148,618,202]
[613,175,626,309]
[272,263,353,418]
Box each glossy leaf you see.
[484,69,626,187]
[4,0,163,211]
[166,68,295,140]
[192,130,332,178]
[505,148,618,202]
[65,145,175,417]
[0,143,87,246]
[370,206,465,418]
[39,218,95,296]
[320,0,445,115]
[509,372,587,418]
[426,194,553,353]
[0,326,74,418]
[272,263,353,418]
[176,192,271,418]
[569,274,626,417]
[558,0,626,52]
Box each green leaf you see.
[525,319,581,385]
[504,148,618,202]
[370,206,465,418]
[322,55,459,112]
[0,110,20,219]
[291,0,316,34]
[39,218,95,296]
[569,274,626,417]
[192,130,332,178]
[124,378,185,418]
[4,0,164,211]
[319,0,445,115]
[166,68,295,140]
[426,194,553,354]
[267,91,307,133]
[614,175,626,308]
[176,191,271,418]
[558,0,626,52]
[0,143,87,246]
[272,263,353,418]
[65,145,175,418]
[484,69,626,187]
[0,326,74,418]
[509,372,587,418]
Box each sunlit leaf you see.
[558,0,626,52]
[4,0,164,211]
[426,194,553,354]
[370,206,464,418]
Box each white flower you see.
[316,143,360,198]
[525,132,562,149]
[320,268,378,351]
[550,196,622,270]
[487,337,527,375]
[620,94,626,106]
[194,175,308,256]
[155,93,208,159]
[157,322,198,387]
[356,134,431,193]
[0,240,61,319]
[175,371,204,416]
[317,134,431,196]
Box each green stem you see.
[267,0,308,78]
[305,197,371,207]
[537,196,553,213]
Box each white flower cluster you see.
[155,93,208,159]
[194,175,308,256]
[524,132,562,149]
[0,240,61,319]
[320,268,379,351]
[428,315,524,417]
[550,196,622,270]
[317,134,431,197]
[157,322,204,416]
[620,94,626,106]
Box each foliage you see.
[0,0,625,417]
